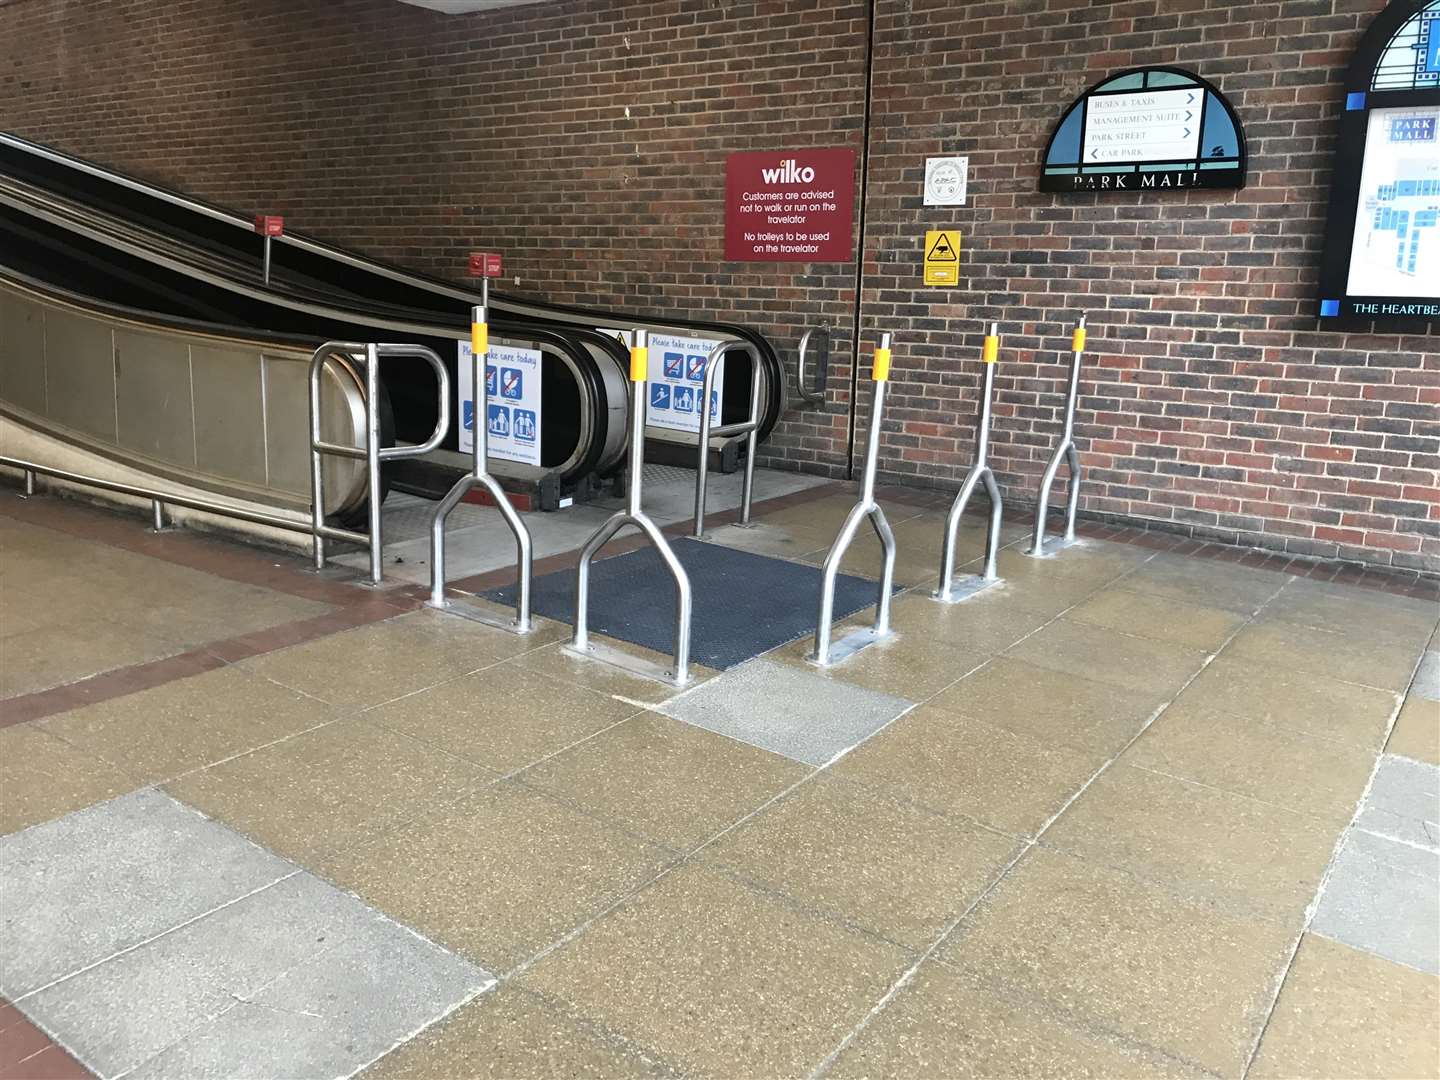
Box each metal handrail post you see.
[568,329,694,686]
[1028,315,1087,557]
[809,332,898,667]
[23,468,35,496]
[309,341,452,586]
[796,325,829,405]
[427,287,534,634]
[693,341,762,538]
[935,323,1005,603]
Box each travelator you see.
[0,132,798,489]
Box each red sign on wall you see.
[724,148,856,262]
[253,215,284,237]
[468,251,503,277]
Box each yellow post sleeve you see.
[982,335,999,364]
[1072,326,1087,352]
[872,346,891,382]
[629,345,649,382]
[471,322,488,355]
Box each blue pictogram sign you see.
[500,368,523,400]
[485,365,498,397]
[487,404,510,437]
[663,352,684,378]
[650,384,671,410]
[709,389,721,419]
[673,386,696,413]
[685,354,707,382]
[513,409,537,443]
[462,400,475,431]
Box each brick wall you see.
[1,0,1436,570]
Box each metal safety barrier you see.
[1028,315,1087,557]
[428,297,534,633]
[809,331,898,667]
[935,322,1004,603]
[693,340,762,539]
[567,329,694,687]
[309,341,451,586]
[795,324,830,405]
[2,457,315,536]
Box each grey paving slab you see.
[659,658,913,766]
[1413,651,1440,701]
[1355,754,1440,849]
[0,789,294,999]
[1312,828,1440,975]
[47,873,493,1080]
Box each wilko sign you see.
[468,251,503,277]
[725,148,856,262]
[253,215,284,237]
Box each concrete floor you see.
[1,474,1437,1079]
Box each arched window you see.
[1039,67,1245,192]
[1318,1,1440,323]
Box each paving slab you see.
[1413,650,1440,701]
[1311,828,1440,975]
[1354,753,1439,849]
[0,790,293,999]
[657,659,913,766]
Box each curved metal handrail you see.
[795,325,830,405]
[693,340,762,538]
[308,341,451,586]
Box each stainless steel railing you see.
[1028,315,1087,557]
[309,341,450,586]
[693,340,762,539]
[809,331,898,667]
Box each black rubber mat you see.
[483,537,893,669]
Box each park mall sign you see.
[1039,67,1247,193]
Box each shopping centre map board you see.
[1319,1,1440,325]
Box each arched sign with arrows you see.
[1038,66,1246,193]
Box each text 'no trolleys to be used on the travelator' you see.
[809,332,899,668]
[426,253,535,635]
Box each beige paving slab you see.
[520,862,911,1079]
[1121,552,1287,614]
[926,656,1166,757]
[883,587,1055,648]
[365,662,641,776]
[165,718,492,863]
[1066,588,1247,651]
[1004,617,1211,696]
[1264,577,1439,644]
[363,988,680,1079]
[1126,695,1376,825]
[756,495,929,535]
[987,546,1138,611]
[1225,618,1423,693]
[318,781,674,973]
[1387,695,1440,766]
[1042,764,1339,926]
[507,640,717,709]
[703,774,1018,948]
[239,609,542,709]
[1251,933,1440,1080]
[0,723,138,835]
[124,575,334,648]
[518,711,808,851]
[827,959,1209,1079]
[692,519,836,561]
[0,618,184,698]
[830,704,1106,838]
[938,848,1295,1077]
[39,666,338,784]
[766,614,979,701]
[1184,657,1399,749]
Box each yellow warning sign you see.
[923,229,961,286]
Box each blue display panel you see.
[1319,1,1440,324]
